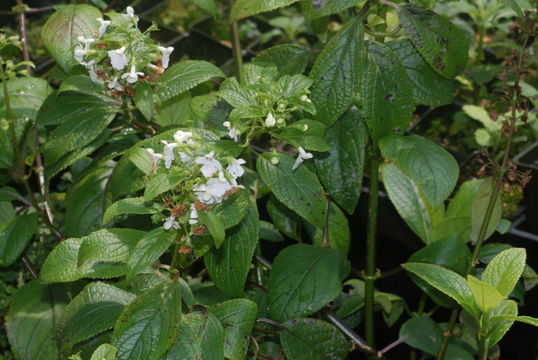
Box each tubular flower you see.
[265,112,276,127]
[163,216,180,230]
[195,152,222,178]
[161,141,178,169]
[96,18,111,38]
[121,64,144,84]
[157,46,174,69]
[108,47,128,70]
[292,146,313,170]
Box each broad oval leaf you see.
[315,109,367,214]
[90,344,118,360]
[57,282,136,353]
[113,282,181,360]
[205,206,259,297]
[482,248,526,297]
[6,280,70,360]
[126,228,178,279]
[155,61,225,102]
[209,299,257,360]
[470,177,502,244]
[302,0,359,19]
[0,77,53,120]
[253,44,309,76]
[230,0,299,22]
[397,3,470,79]
[0,213,37,267]
[387,39,455,106]
[402,262,480,319]
[257,153,326,228]
[103,197,162,225]
[280,318,349,360]
[162,311,224,360]
[380,135,459,207]
[41,4,100,72]
[467,275,506,313]
[309,17,364,126]
[266,195,301,240]
[358,41,413,140]
[267,244,350,322]
[305,201,351,255]
[486,299,518,348]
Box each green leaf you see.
[230,0,299,21]
[280,318,349,360]
[358,41,414,140]
[126,228,177,279]
[0,213,37,267]
[387,39,455,106]
[399,316,474,359]
[447,178,483,218]
[490,315,538,328]
[402,262,479,319]
[482,248,526,297]
[6,280,70,360]
[209,299,257,360]
[260,221,284,242]
[397,3,470,79]
[309,17,364,126]
[40,94,119,165]
[486,300,518,348]
[301,0,359,19]
[467,275,506,313]
[162,311,224,360]
[57,282,136,352]
[0,78,53,120]
[191,0,218,16]
[471,177,502,244]
[41,4,100,72]
[306,202,350,255]
[64,161,114,237]
[0,130,14,169]
[0,202,15,225]
[257,153,326,228]
[268,244,350,322]
[381,163,433,243]
[113,282,181,360]
[199,210,226,249]
[59,75,111,100]
[277,119,329,152]
[314,109,367,214]
[205,206,259,297]
[143,169,186,201]
[380,135,459,207]
[135,82,155,121]
[253,44,309,76]
[214,188,251,229]
[103,197,162,225]
[90,344,118,360]
[40,229,144,283]
[156,61,225,102]
[266,195,301,240]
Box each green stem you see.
[365,147,380,348]
[229,1,244,84]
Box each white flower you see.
[96,18,111,38]
[195,151,222,178]
[173,130,192,144]
[74,36,94,63]
[292,147,313,170]
[228,127,240,142]
[300,94,312,103]
[78,36,95,50]
[108,47,128,70]
[189,204,198,225]
[82,60,99,83]
[223,121,231,129]
[121,64,144,84]
[107,76,124,92]
[178,151,191,163]
[161,140,178,169]
[157,46,174,69]
[146,148,162,167]
[193,184,213,203]
[265,112,276,127]
[227,158,246,179]
[303,124,309,132]
[163,216,180,230]
[194,172,232,204]
[271,156,280,165]
[123,6,138,23]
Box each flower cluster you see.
[73,7,174,95]
[145,130,246,231]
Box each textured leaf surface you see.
[103,198,162,225]
[309,17,364,126]
[487,300,518,348]
[156,61,224,102]
[467,275,505,313]
[41,4,100,72]
[90,344,118,360]
[280,318,349,360]
[266,195,301,240]
[258,153,326,227]
[6,280,70,360]
[0,78,52,120]
[127,228,177,279]
[471,177,501,244]
[199,210,226,249]
[230,0,299,21]
[209,299,257,360]
[162,311,224,360]
[0,213,37,267]
[113,282,181,360]
[57,282,136,352]
[380,135,458,207]
[315,110,367,214]
[482,248,526,297]
[301,0,359,19]
[268,244,349,322]
[397,3,469,79]
[387,39,454,106]
[205,207,259,297]
[358,41,413,140]
[306,202,350,255]
[40,229,144,283]
[253,44,309,76]
[403,262,479,318]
